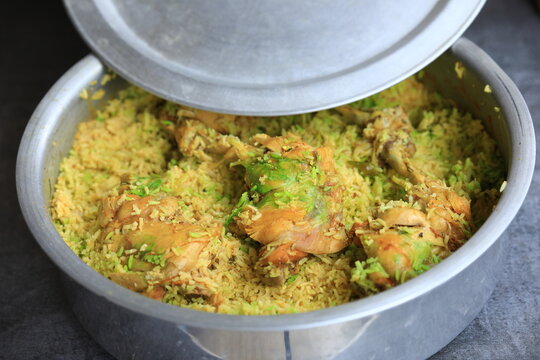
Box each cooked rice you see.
[51,76,505,315]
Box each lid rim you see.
[64,0,486,115]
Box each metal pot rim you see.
[16,37,535,331]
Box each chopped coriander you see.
[128,175,169,197]
[351,258,388,294]
[82,172,93,184]
[188,232,207,238]
[225,192,250,226]
[142,253,165,267]
[286,274,299,284]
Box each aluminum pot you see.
[16,38,535,360]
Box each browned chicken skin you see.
[344,107,472,289]
[97,189,220,301]
[350,207,443,288]
[232,135,349,283]
[161,108,350,284]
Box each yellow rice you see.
[51,76,505,315]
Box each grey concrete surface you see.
[0,0,538,359]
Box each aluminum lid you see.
[64,0,485,115]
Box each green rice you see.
[51,76,505,315]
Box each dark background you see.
[1,1,539,359]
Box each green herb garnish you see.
[286,274,299,284]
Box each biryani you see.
[51,76,505,315]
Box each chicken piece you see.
[166,113,350,285]
[124,221,219,278]
[361,107,417,177]
[259,242,308,266]
[379,207,429,228]
[99,194,179,238]
[145,286,167,301]
[98,190,221,300]
[350,207,445,291]
[347,107,473,292]
[134,221,222,304]
[335,106,371,126]
[179,108,234,134]
[231,134,349,284]
[408,177,472,250]
[357,107,473,250]
[159,105,235,133]
[159,105,257,162]
[109,272,148,292]
[172,119,259,162]
[109,273,174,302]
